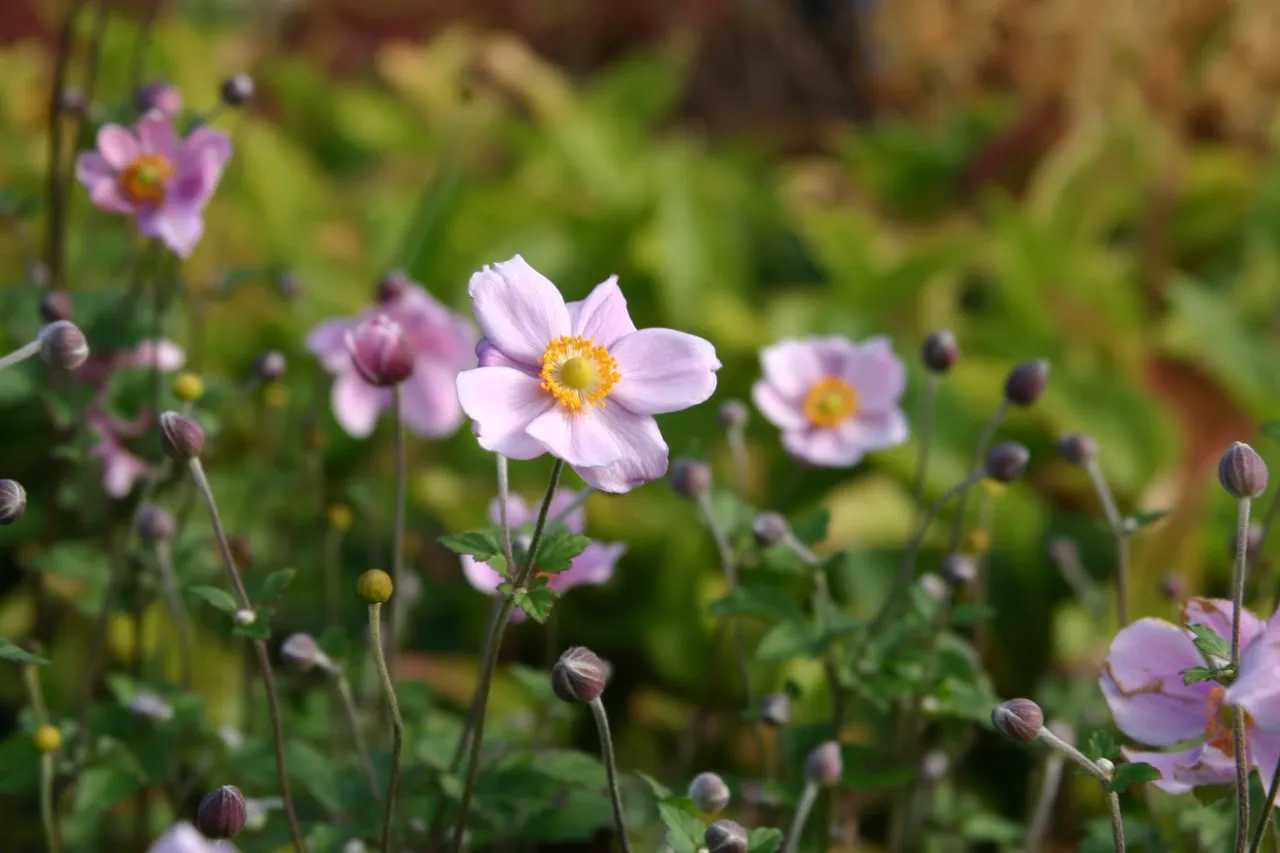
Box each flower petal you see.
[89,178,135,214]
[331,371,391,438]
[97,124,138,169]
[148,822,218,853]
[782,427,865,468]
[526,407,624,468]
[456,366,553,460]
[759,339,828,400]
[573,407,668,494]
[1119,746,1208,795]
[468,256,569,366]
[76,152,116,186]
[752,380,807,430]
[307,318,356,373]
[177,127,233,176]
[1227,623,1280,731]
[1252,728,1280,797]
[609,329,720,415]
[1183,597,1265,656]
[460,556,503,595]
[569,276,636,348]
[1101,617,1210,746]
[101,447,150,499]
[123,339,186,372]
[137,111,178,160]
[399,362,464,439]
[552,541,624,591]
[843,409,909,451]
[546,490,585,534]
[142,209,205,258]
[486,495,532,528]
[840,337,907,411]
[476,337,535,374]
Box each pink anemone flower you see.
[455,256,721,493]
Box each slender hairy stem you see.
[46,0,90,293]
[153,540,191,689]
[369,603,404,852]
[1036,726,1110,783]
[787,538,845,734]
[1106,791,1127,853]
[1234,497,1254,853]
[783,780,820,853]
[912,373,939,517]
[695,490,739,587]
[1250,766,1280,853]
[0,339,42,373]
[589,698,633,853]
[41,753,60,853]
[496,455,518,579]
[1023,750,1066,853]
[945,401,1008,554]
[335,670,379,799]
[187,458,304,852]
[1084,459,1130,626]
[387,386,407,678]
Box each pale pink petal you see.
[399,362,464,439]
[1101,617,1211,746]
[569,276,636,348]
[609,329,720,415]
[552,541,624,591]
[486,495,533,528]
[331,371,392,438]
[177,127,233,176]
[1227,623,1280,731]
[1119,746,1208,795]
[842,409,909,451]
[468,256,570,366]
[102,448,151,499]
[475,337,534,373]
[76,152,116,186]
[460,556,503,594]
[89,179,135,214]
[526,407,624,468]
[545,490,585,534]
[307,318,357,373]
[752,380,807,430]
[122,340,186,372]
[1183,598,1265,655]
[148,821,229,853]
[136,111,178,160]
[573,407,668,494]
[781,427,865,468]
[456,366,553,460]
[1252,728,1280,796]
[841,338,907,411]
[759,340,828,400]
[97,125,139,170]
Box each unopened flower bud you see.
[197,785,246,839]
[1219,442,1268,500]
[1057,433,1097,465]
[752,512,790,547]
[38,320,89,370]
[172,372,204,403]
[135,81,183,117]
[551,646,607,704]
[136,504,176,543]
[985,442,1030,483]
[0,480,27,525]
[705,819,748,853]
[281,633,334,672]
[356,569,393,603]
[233,609,256,627]
[942,553,977,587]
[688,772,731,814]
[38,291,74,323]
[920,750,949,781]
[921,330,959,373]
[1095,757,1115,777]
[254,351,287,382]
[992,698,1043,742]
[1003,359,1049,406]
[718,400,749,430]
[346,315,414,387]
[669,458,712,498]
[919,572,947,601]
[33,724,61,753]
[1159,574,1187,602]
[219,73,255,107]
[759,692,792,727]
[328,504,353,531]
[159,412,205,460]
[129,691,175,722]
[376,270,410,304]
[1046,537,1079,568]
[804,741,843,786]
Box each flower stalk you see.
[782,779,820,853]
[1232,496,1254,853]
[0,339,42,373]
[152,538,192,689]
[369,601,404,852]
[335,669,379,799]
[387,385,407,677]
[1034,725,1125,852]
[24,664,61,853]
[911,372,939,517]
[1083,457,1131,627]
[588,697,633,853]
[944,400,1008,554]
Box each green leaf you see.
[258,568,296,602]
[949,604,996,626]
[1107,761,1162,793]
[1188,623,1231,662]
[72,761,144,818]
[0,639,47,666]
[747,827,784,853]
[755,622,813,661]
[711,584,806,625]
[1086,731,1120,762]
[438,528,505,561]
[790,509,830,547]
[189,586,238,613]
[232,607,274,640]
[635,770,672,800]
[514,587,557,624]
[1125,510,1170,531]
[658,801,705,853]
[532,531,592,574]
[1182,666,1223,686]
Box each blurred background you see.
[3,0,1280,849]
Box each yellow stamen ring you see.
[118,153,175,206]
[539,335,620,412]
[802,377,858,429]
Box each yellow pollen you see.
[802,377,858,429]
[539,335,620,412]
[118,153,174,206]
[1205,686,1251,755]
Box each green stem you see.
[370,603,404,852]
[783,780,820,853]
[912,373,939,518]
[153,540,191,690]
[1234,497,1254,853]
[945,400,1008,554]
[589,698,633,853]
[1107,791,1127,853]
[1084,458,1130,627]
[41,752,60,853]
[0,339,41,373]
[336,670,379,799]
[388,386,407,678]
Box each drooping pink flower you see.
[1100,598,1280,795]
[455,256,721,493]
[752,336,908,467]
[75,110,231,258]
[459,489,624,621]
[306,277,477,439]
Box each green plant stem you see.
[322,527,342,626]
[1023,748,1067,853]
[1107,791,1127,853]
[912,373,939,518]
[1249,764,1280,852]
[727,422,750,497]
[46,0,90,293]
[450,460,563,852]
[0,339,41,373]
[41,752,59,853]
[786,537,845,734]
[387,386,407,679]
[589,698,633,853]
[1036,725,1110,783]
[1084,458,1130,627]
[369,603,404,852]
[973,487,996,658]
[783,779,820,853]
[335,670,379,799]
[153,540,191,690]
[945,400,1007,554]
[1234,497,1254,853]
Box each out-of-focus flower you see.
[134,81,183,118]
[752,336,907,467]
[89,410,155,499]
[1100,598,1280,795]
[75,111,231,258]
[459,489,623,620]
[129,690,175,723]
[455,256,720,493]
[148,822,236,853]
[307,275,476,439]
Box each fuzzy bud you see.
[254,351,287,383]
[752,512,790,547]
[804,741,843,786]
[551,646,607,704]
[376,270,410,304]
[38,320,89,370]
[687,772,731,814]
[0,480,26,525]
[992,698,1044,742]
[345,315,414,387]
[1057,433,1097,465]
[172,372,204,402]
[705,819,748,853]
[918,572,948,601]
[219,74,255,107]
[136,504,176,543]
[759,692,792,727]
[233,609,256,627]
[38,291,74,323]
[921,330,959,373]
[197,785,246,839]
[1003,359,1050,406]
[718,399,749,430]
[1219,442,1268,500]
[669,458,712,498]
[984,442,1030,483]
[941,553,977,587]
[33,724,61,753]
[159,411,205,460]
[1095,757,1115,777]
[135,81,183,117]
[355,569,393,603]
[129,691,175,723]
[281,633,334,672]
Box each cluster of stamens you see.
[802,376,858,429]
[539,335,620,412]
[118,153,175,206]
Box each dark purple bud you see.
[1046,536,1079,568]
[1003,359,1050,406]
[134,81,183,118]
[551,646,607,704]
[705,819,748,853]
[376,270,411,305]
[38,320,89,370]
[921,330,959,373]
[992,698,1044,742]
[718,399,749,430]
[219,74,255,107]
[1219,442,1268,500]
[759,692,792,727]
[0,480,26,525]
[687,772,731,814]
[38,291,74,323]
[254,351,287,382]
[669,458,712,498]
[752,512,790,547]
[941,553,977,586]
[196,785,246,839]
[159,411,205,460]
[345,314,414,387]
[804,741,843,786]
[1057,433,1097,465]
[984,442,1030,483]
[1159,574,1187,602]
[136,504,176,543]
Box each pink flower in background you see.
[88,410,156,499]
[456,256,720,493]
[460,490,624,621]
[1100,598,1280,795]
[148,822,234,853]
[75,110,231,258]
[752,336,908,467]
[307,276,477,438]
[76,338,186,389]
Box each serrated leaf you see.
[658,801,705,853]
[1107,761,1162,793]
[531,531,591,574]
[1188,623,1231,662]
[0,639,48,666]
[635,770,672,800]
[258,568,296,602]
[438,528,505,561]
[1182,666,1223,685]
[747,827,784,852]
[1086,731,1120,761]
[189,586,238,613]
[517,587,557,624]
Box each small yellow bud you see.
[356,569,393,603]
[967,529,991,554]
[172,372,204,402]
[33,724,61,753]
[263,382,289,410]
[328,505,353,532]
